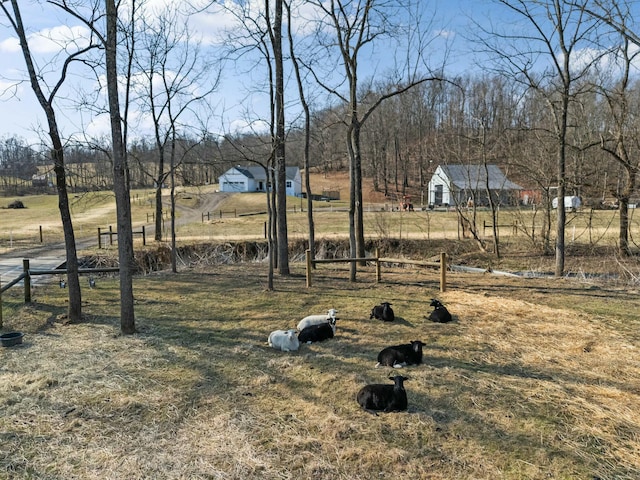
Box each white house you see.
[428,164,523,207]
[218,165,302,197]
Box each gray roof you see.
[234,165,299,180]
[440,164,522,190]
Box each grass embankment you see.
[1,263,640,479]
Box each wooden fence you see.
[98,226,147,248]
[305,249,447,291]
[0,258,119,327]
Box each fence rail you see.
[1,259,120,326]
[98,226,146,248]
[305,249,447,291]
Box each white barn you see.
[218,165,302,197]
[428,164,523,207]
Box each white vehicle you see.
[552,196,581,210]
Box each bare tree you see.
[266,0,289,275]
[285,0,316,262]
[0,0,94,323]
[105,0,136,333]
[580,0,640,255]
[218,0,291,275]
[46,0,136,333]
[132,5,219,244]
[306,0,443,281]
[476,0,601,276]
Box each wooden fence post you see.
[98,227,102,249]
[39,225,43,243]
[306,249,312,288]
[109,225,114,245]
[142,225,146,246]
[23,259,31,303]
[375,247,381,283]
[440,252,447,293]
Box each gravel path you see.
[0,191,232,283]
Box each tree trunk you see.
[155,149,165,241]
[285,0,315,264]
[351,122,366,264]
[6,0,82,323]
[106,0,136,334]
[273,0,289,275]
[555,97,569,277]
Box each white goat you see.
[268,329,300,352]
[297,308,338,331]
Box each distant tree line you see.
[3,69,632,205]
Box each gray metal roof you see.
[440,164,523,190]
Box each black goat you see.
[356,375,408,414]
[426,299,452,323]
[376,340,425,368]
[298,318,336,343]
[370,301,395,322]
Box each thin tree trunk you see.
[106,0,136,334]
[5,0,82,322]
[285,1,315,263]
[273,0,289,275]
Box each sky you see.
[0,0,557,148]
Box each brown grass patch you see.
[1,263,640,479]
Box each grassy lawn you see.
[1,263,640,479]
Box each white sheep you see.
[268,329,300,352]
[297,308,338,331]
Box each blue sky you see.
[0,0,514,147]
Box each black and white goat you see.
[370,301,395,322]
[298,317,336,343]
[376,340,425,368]
[297,308,338,331]
[426,299,452,323]
[356,375,408,414]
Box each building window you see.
[286,181,292,188]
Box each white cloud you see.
[229,118,269,135]
[0,78,23,100]
[0,24,91,54]
[0,36,20,53]
[30,25,91,53]
[435,29,455,39]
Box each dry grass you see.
[2,263,640,479]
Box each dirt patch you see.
[308,170,389,204]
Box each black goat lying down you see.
[298,318,336,343]
[376,340,425,368]
[370,301,395,322]
[356,375,408,414]
[426,299,452,323]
